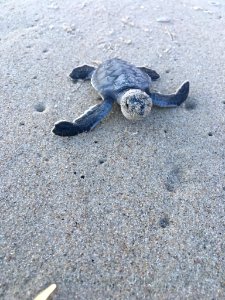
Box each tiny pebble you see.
[156,17,171,23]
[47,4,59,10]
[193,6,204,11]
[70,24,76,30]
[204,10,213,14]
[62,23,76,33]
[107,29,114,35]
[124,39,132,45]
[81,2,87,9]
[91,60,102,65]
[210,1,221,6]
[121,17,135,26]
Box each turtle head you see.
[120,89,152,121]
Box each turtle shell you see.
[91,58,151,99]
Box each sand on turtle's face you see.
[119,89,152,120]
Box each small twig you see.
[34,284,57,300]
[165,27,175,41]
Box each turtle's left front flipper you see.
[150,81,189,107]
[70,65,95,81]
[138,67,160,81]
[52,98,113,137]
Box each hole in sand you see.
[208,132,213,136]
[34,103,46,112]
[81,175,85,179]
[159,217,170,228]
[185,101,197,111]
[98,159,106,164]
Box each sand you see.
[0,0,225,299]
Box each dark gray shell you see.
[91,58,151,99]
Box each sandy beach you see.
[1,0,225,299]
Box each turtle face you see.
[120,89,152,121]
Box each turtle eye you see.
[126,101,129,109]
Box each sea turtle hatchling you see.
[52,58,189,136]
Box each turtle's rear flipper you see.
[70,65,95,81]
[52,99,113,136]
[139,67,160,81]
[150,81,189,107]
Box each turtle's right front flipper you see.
[52,98,113,137]
[70,65,95,81]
